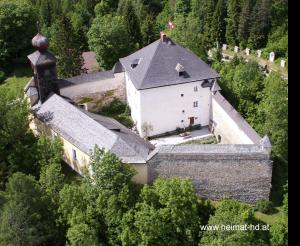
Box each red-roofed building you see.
[81,51,100,73]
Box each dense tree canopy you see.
[0,1,37,73]
[0,87,38,189]
[0,173,59,245]
[125,177,201,245]
[88,14,132,70]
[50,16,84,78]
[200,198,269,245]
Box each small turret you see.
[27,33,59,103]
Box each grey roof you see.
[33,93,153,163]
[112,61,124,73]
[119,38,220,90]
[58,70,115,88]
[26,86,38,97]
[27,50,56,66]
[147,144,269,161]
[213,91,262,144]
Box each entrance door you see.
[189,117,195,125]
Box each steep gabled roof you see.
[33,94,154,163]
[119,38,219,90]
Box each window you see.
[182,110,185,113]
[194,86,198,92]
[131,58,141,69]
[72,149,77,160]
[181,94,184,97]
[181,120,184,123]
[193,101,198,107]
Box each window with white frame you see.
[193,101,198,107]
[194,86,198,92]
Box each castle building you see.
[120,32,219,137]
[25,33,273,203]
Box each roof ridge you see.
[47,94,118,142]
[139,40,161,87]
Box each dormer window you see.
[175,63,185,77]
[131,59,141,69]
[201,79,212,88]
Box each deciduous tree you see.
[0,173,59,245]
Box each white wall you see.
[126,73,211,137]
[125,73,142,130]
[211,93,261,144]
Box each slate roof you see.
[58,70,115,88]
[27,50,56,66]
[147,144,269,161]
[33,93,154,163]
[119,38,220,90]
[112,61,125,73]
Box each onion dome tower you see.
[27,33,59,103]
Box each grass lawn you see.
[0,65,31,97]
[181,135,218,145]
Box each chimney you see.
[160,31,167,43]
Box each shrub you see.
[255,199,273,214]
[176,127,184,133]
[99,98,134,128]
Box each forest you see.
[0,0,288,245]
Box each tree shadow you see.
[10,64,32,78]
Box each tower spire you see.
[36,21,40,33]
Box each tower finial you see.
[36,21,40,33]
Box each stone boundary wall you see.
[211,91,261,144]
[147,144,272,204]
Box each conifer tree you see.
[50,16,84,78]
[248,0,272,49]
[225,0,241,46]
[175,0,191,16]
[201,0,216,49]
[118,0,142,49]
[211,0,227,47]
[190,0,205,34]
[238,0,252,47]
[141,14,159,46]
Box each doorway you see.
[189,117,195,125]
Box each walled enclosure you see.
[146,91,272,203]
[147,144,272,204]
